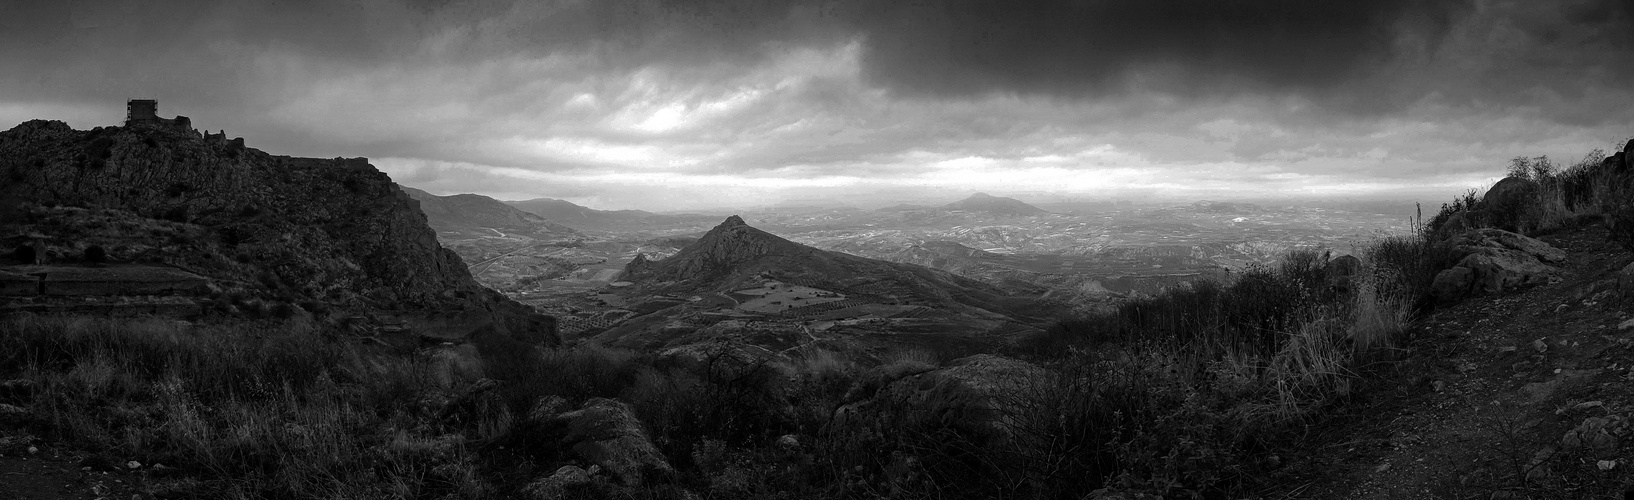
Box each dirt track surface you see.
[1275,225,1634,499]
[0,431,144,500]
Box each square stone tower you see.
[126,99,158,124]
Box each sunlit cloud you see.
[1,0,1631,211]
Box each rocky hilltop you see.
[601,215,1054,352]
[622,215,1043,312]
[623,215,815,282]
[0,119,555,344]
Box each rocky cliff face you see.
[0,120,555,344]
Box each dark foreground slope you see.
[1272,224,1634,499]
[0,119,554,344]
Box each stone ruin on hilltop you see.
[124,98,244,149]
[124,99,190,130]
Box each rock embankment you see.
[1432,228,1566,304]
[0,265,207,296]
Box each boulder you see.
[775,434,800,450]
[1458,249,1559,295]
[522,465,596,499]
[1560,415,1623,452]
[551,397,672,486]
[1431,267,1475,303]
[1429,229,1566,303]
[1479,229,1563,263]
[834,355,1049,443]
[1482,176,1538,231]
[1484,176,1538,212]
[655,341,798,398]
[1445,228,1566,263]
[1440,211,1473,236]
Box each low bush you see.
[82,245,106,263]
[9,244,35,263]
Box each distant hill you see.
[504,197,654,226]
[503,198,722,232]
[594,214,1052,351]
[617,214,1052,320]
[942,193,1049,216]
[1186,200,1265,214]
[875,203,932,212]
[403,187,581,242]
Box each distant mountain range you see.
[877,193,1049,216]
[504,197,720,231]
[403,187,581,242]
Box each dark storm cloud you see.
[0,0,426,110]
[837,0,1473,99]
[2,0,1632,210]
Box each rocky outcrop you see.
[1484,177,1538,213]
[546,398,672,486]
[1560,415,1624,452]
[522,465,598,499]
[0,120,555,345]
[1481,176,1540,231]
[833,354,1048,442]
[1432,229,1564,303]
[1431,267,1475,303]
[622,216,815,282]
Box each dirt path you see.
[1274,226,1634,499]
[0,430,146,500]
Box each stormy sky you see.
[3,0,1632,211]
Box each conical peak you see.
[968,192,994,199]
[719,215,747,228]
